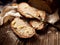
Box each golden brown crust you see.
[17,2,40,19]
[11,18,35,38]
[17,2,46,21]
[37,10,46,21]
[30,20,44,30]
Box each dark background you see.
[0,0,60,14]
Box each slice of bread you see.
[37,10,46,21]
[18,2,46,21]
[17,2,40,19]
[30,20,44,30]
[11,18,35,38]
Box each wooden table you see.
[0,21,60,45]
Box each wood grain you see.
[0,22,60,45]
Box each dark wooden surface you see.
[0,21,60,45]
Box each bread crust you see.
[17,2,40,19]
[11,18,35,38]
[30,20,44,30]
[37,10,46,21]
[17,2,46,21]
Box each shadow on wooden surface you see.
[0,20,60,45]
